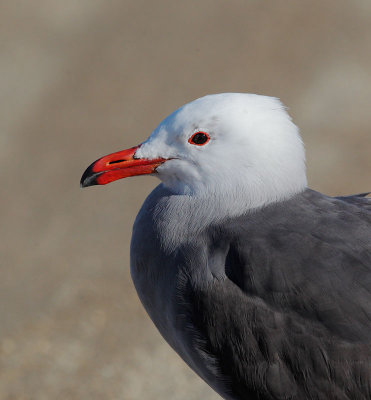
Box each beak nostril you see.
[108,159,126,165]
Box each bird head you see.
[81,93,307,210]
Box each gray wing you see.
[183,189,371,399]
[225,189,371,341]
[336,191,371,210]
[267,192,366,331]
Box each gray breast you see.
[130,186,371,400]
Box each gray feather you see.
[131,187,371,400]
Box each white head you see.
[135,93,307,213]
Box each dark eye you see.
[188,131,210,146]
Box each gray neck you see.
[143,184,307,253]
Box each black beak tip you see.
[80,163,99,188]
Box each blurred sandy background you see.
[1,1,370,399]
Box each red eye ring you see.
[188,131,210,146]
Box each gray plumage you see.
[131,186,371,400]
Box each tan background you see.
[1,1,370,399]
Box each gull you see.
[81,93,371,400]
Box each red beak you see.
[80,145,167,187]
